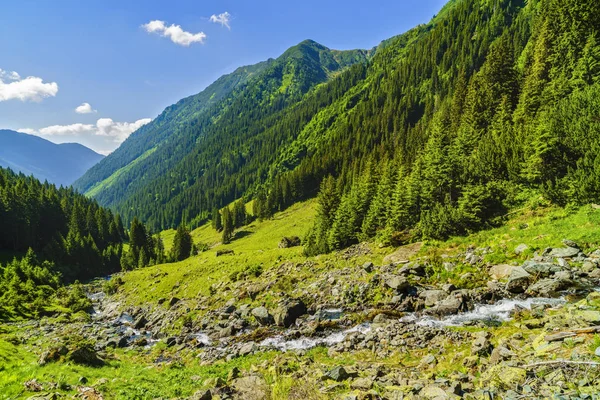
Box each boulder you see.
[514,244,529,255]
[526,278,571,297]
[398,263,426,277]
[324,366,349,382]
[471,332,493,356]
[350,377,374,390]
[251,307,274,326]
[273,299,307,327]
[424,292,468,316]
[238,342,257,356]
[216,249,234,257]
[133,315,148,329]
[420,290,448,307]
[278,236,301,248]
[489,264,519,280]
[362,262,374,273]
[231,375,267,399]
[189,390,212,400]
[68,344,104,366]
[505,267,531,293]
[481,365,526,388]
[522,261,562,277]
[549,247,580,258]
[385,276,410,291]
[420,385,449,399]
[562,239,580,249]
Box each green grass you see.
[85,147,157,197]
[421,204,600,265]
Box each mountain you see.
[73,40,371,228]
[77,0,600,250]
[0,130,104,187]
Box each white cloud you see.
[75,102,96,114]
[0,69,21,81]
[210,12,231,29]
[0,69,58,102]
[95,118,152,142]
[142,20,206,46]
[22,118,152,144]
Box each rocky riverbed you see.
[14,239,600,399]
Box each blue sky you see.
[0,0,447,154]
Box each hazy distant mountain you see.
[0,130,104,187]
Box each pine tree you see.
[221,206,234,244]
[211,208,223,232]
[170,223,193,262]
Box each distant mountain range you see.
[0,130,104,187]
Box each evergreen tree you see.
[221,206,234,244]
[170,223,193,262]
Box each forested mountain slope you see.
[0,130,104,187]
[74,40,371,227]
[77,0,600,250]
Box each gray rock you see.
[554,270,571,280]
[398,263,425,277]
[278,236,301,248]
[549,247,580,258]
[562,239,580,249]
[350,377,374,390]
[522,261,563,277]
[273,298,307,327]
[526,278,571,297]
[133,315,148,329]
[424,293,467,316]
[421,354,437,365]
[239,342,257,356]
[505,267,532,293]
[385,275,410,291]
[324,366,349,382]
[590,269,600,279]
[595,347,600,357]
[251,306,274,326]
[471,332,493,356]
[68,344,104,366]
[421,290,448,307]
[362,262,374,272]
[515,244,529,255]
[189,390,212,400]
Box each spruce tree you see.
[221,207,234,244]
[170,223,193,262]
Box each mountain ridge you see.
[0,129,104,187]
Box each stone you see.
[522,261,562,277]
[273,298,307,327]
[231,375,268,399]
[227,366,240,381]
[251,306,274,326]
[482,365,527,388]
[216,249,234,257]
[398,263,426,277]
[239,342,257,356]
[168,297,180,307]
[425,292,468,316]
[372,313,391,326]
[489,346,515,365]
[578,310,600,324]
[471,333,493,356]
[362,262,374,273]
[324,366,349,382]
[514,244,529,255]
[190,390,212,400]
[595,347,600,357]
[489,264,519,280]
[562,239,580,249]
[78,376,88,384]
[421,290,448,307]
[350,377,374,390]
[68,344,104,366]
[505,267,531,293]
[549,247,580,258]
[590,269,600,279]
[420,385,449,398]
[421,354,437,366]
[554,270,571,280]
[526,278,570,297]
[133,315,148,329]
[278,236,301,248]
[385,275,410,291]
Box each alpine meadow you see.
[2,0,600,398]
